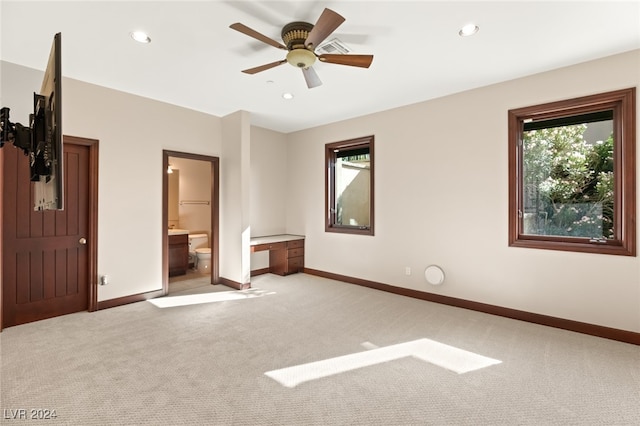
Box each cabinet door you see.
[286,256,304,274]
[288,247,304,258]
[269,248,287,276]
[168,234,188,276]
[288,239,304,249]
[284,239,304,274]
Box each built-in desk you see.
[250,234,305,276]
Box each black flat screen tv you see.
[33,32,62,211]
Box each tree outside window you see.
[522,120,613,239]
[508,88,635,256]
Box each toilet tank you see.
[188,233,208,253]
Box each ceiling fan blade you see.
[318,54,374,68]
[230,23,287,50]
[241,59,287,75]
[302,67,322,89]
[305,8,345,49]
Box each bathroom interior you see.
[167,156,213,293]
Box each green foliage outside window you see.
[522,124,614,239]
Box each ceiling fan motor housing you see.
[282,21,316,68]
[281,21,314,49]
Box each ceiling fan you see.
[230,8,374,89]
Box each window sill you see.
[509,237,635,256]
[326,225,374,236]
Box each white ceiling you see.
[2,1,639,133]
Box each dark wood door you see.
[2,142,89,327]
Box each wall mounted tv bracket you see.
[0,107,32,155]
[0,102,53,181]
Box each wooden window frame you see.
[325,135,375,236]
[508,88,636,256]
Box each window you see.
[325,136,374,235]
[508,88,636,256]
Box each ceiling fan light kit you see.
[230,8,374,89]
[286,49,316,68]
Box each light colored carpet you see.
[1,273,639,425]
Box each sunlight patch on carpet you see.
[265,338,502,388]
[148,289,275,308]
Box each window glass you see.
[522,116,613,239]
[326,136,374,235]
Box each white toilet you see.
[188,233,211,274]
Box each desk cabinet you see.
[168,234,189,276]
[252,236,304,276]
[284,239,304,274]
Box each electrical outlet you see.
[405,267,411,276]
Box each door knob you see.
[79,237,87,245]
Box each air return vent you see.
[316,38,351,55]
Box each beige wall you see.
[250,126,288,237]
[68,78,223,301]
[249,126,288,271]
[221,111,251,285]
[285,50,640,333]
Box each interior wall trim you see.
[303,268,640,346]
[97,289,164,311]
[0,147,4,331]
[219,277,250,290]
[97,277,245,310]
[64,135,99,313]
[250,268,270,277]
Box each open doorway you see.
[162,150,219,295]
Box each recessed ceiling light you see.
[282,93,294,100]
[459,24,479,37]
[130,31,151,43]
